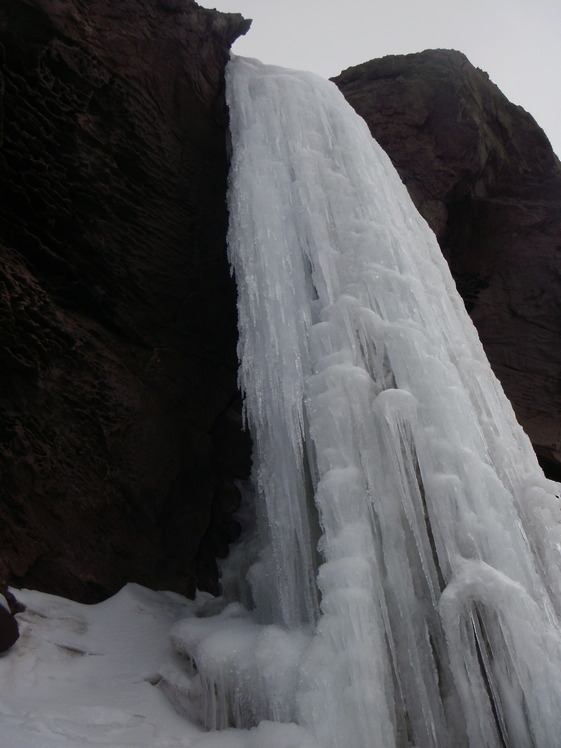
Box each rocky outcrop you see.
[0,0,251,601]
[333,50,561,479]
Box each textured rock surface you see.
[2,21,560,604]
[0,0,251,600]
[333,50,561,479]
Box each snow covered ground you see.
[0,584,205,748]
[0,585,317,748]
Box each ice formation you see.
[173,56,561,747]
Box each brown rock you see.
[0,0,251,600]
[0,604,19,652]
[333,50,561,479]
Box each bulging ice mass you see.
[172,56,561,747]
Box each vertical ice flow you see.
[174,56,561,747]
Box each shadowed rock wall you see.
[2,26,560,604]
[334,50,561,479]
[0,0,251,600]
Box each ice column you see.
[174,56,561,748]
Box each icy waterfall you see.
[172,57,561,747]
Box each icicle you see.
[170,56,561,747]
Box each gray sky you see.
[201,0,561,157]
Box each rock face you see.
[2,23,560,605]
[333,50,561,480]
[0,0,251,601]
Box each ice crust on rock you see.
[172,56,561,747]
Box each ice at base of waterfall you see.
[0,585,317,748]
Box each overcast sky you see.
[201,0,561,157]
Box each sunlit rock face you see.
[0,0,251,601]
[333,50,561,480]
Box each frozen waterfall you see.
[172,56,561,747]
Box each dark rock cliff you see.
[333,50,561,480]
[0,0,251,601]
[1,17,559,604]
